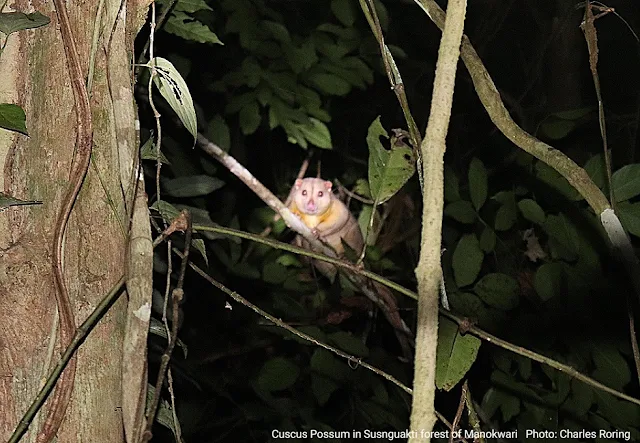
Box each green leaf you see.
[331,0,357,26]
[238,101,261,134]
[584,154,606,191]
[164,11,223,44]
[190,238,208,266]
[310,349,349,382]
[296,118,332,149]
[535,161,581,201]
[0,103,28,135]
[444,200,476,224]
[563,379,593,417]
[140,137,170,164]
[148,384,183,440]
[543,214,580,261]
[474,273,519,310]
[162,175,225,197]
[436,317,481,391]
[534,262,562,301]
[617,202,640,238]
[261,20,290,43]
[592,344,631,391]
[612,164,640,202]
[150,200,180,223]
[205,115,230,152]
[173,0,212,13]
[468,158,488,210]
[262,261,288,284]
[0,192,41,209]
[311,375,339,406]
[452,234,484,287]
[327,331,369,357]
[367,117,415,204]
[257,357,300,391]
[538,107,592,140]
[150,57,198,140]
[285,41,318,74]
[0,12,49,35]
[444,166,461,202]
[493,191,517,231]
[494,203,516,231]
[517,199,545,224]
[479,227,496,252]
[307,72,351,96]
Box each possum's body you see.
[289,178,364,257]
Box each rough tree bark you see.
[0,0,150,441]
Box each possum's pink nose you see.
[306,200,317,212]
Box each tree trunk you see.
[0,0,150,441]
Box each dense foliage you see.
[136,0,640,441]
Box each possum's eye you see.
[318,191,323,197]
[302,190,307,196]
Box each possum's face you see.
[293,178,333,215]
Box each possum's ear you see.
[323,180,332,191]
[295,179,303,188]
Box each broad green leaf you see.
[444,166,461,202]
[162,175,224,197]
[173,0,212,13]
[0,192,41,209]
[262,261,288,284]
[342,57,374,85]
[538,107,592,140]
[617,202,640,238]
[479,227,496,252]
[150,57,197,140]
[148,384,182,440]
[285,41,318,74]
[310,349,350,382]
[353,179,371,198]
[367,117,415,204]
[612,164,640,202]
[543,214,580,261]
[494,203,516,231]
[150,200,180,223]
[444,200,476,224]
[327,331,369,357]
[296,118,332,149]
[261,20,290,43]
[474,273,519,310]
[307,73,351,96]
[164,12,223,44]
[592,344,631,391]
[238,101,261,134]
[206,115,230,152]
[0,103,28,135]
[257,357,300,391]
[190,238,208,266]
[584,154,606,191]
[452,234,484,287]
[535,161,581,201]
[140,138,170,164]
[493,191,516,231]
[0,12,49,35]
[448,292,486,321]
[468,158,488,210]
[311,375,339,406]
[563,379,593,417]
[331,0,357,26]
[534,262,562,301]
[436,317,481,391]
[517,199,545,224]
